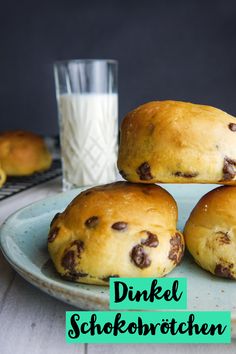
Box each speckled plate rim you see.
[1,248,110,310]
[0,188,110,310]
[0,187,236,336]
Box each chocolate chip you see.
[141,231,159,247]
[85,216,99,228]
[223,157,236,180]
[168,233,184,264]
[215,231,231,245]
[119,170,128,179]
[214,264,235,279]
[130,244,151,269]
[174,171,198,178]
[50,213,61,227]
[229,123,236,132]
[71,271,87,278]
[48,226,60,243]
[136,162,153,181]
[61,240,84,275]
[111,222,128,231]
[225,157,236,164]
[102,274,120,282]
[63,271,88,281]
[61,251,75,270]
[71,240,84,255]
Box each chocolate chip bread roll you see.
[0,164,6,188]
[118,100,236,184]
[48,182,184,285]
[0,131,52,176]
[184,186,236,280]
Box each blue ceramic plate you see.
[0,184,235,335]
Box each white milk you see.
[58,93,118,189]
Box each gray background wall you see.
[1,0,236,134]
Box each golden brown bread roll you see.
[0,164,6,188]
[0,131,52,176]
[48,182,184,285]
[117,100,236,184]
[184,186,236,280]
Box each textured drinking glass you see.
[54,59,118,190]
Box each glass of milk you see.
[54,59,118,190]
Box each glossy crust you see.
[184,186,236,280]
[48,182,184,285]
[117,100,236,184]
[0,131,52,176]
[0,164,6,188]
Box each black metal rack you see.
[0,159,62,201]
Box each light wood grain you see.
[88,343,236,354]
[0,251,15,306]
[0,179,84,354]
[0,269,84,354]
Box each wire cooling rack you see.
[0,159,62,201]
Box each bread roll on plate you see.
[48,182,184,285]
[118,100,236,184]
[184,186,236,280]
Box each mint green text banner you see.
[109,278,187,310]
[66,311,231,343]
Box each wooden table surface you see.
[0,177,235,354]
